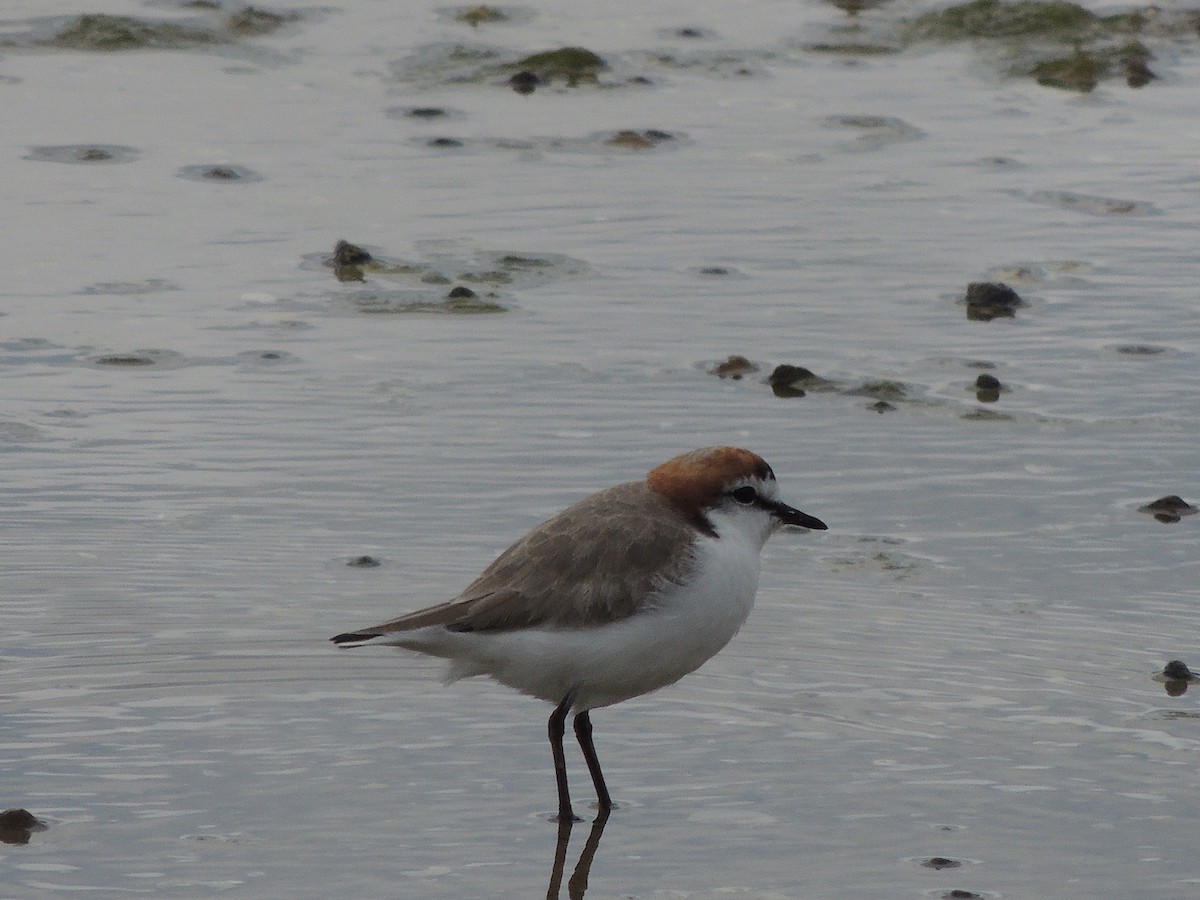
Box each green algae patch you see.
[313,241,590,316]
[391,43,623,91]
[456,5,508,26]
[352,290,508,315]
[457,270,514,285]
[26,144,139,164]
[38,8,297,51]
[1030,48,1102,90]
[32,7,297,51]
[848,380,910,403]
[51,14,221,50]
[1028,40,1153,91]
[962,407,1014,421]
[905,0,1099,41]
[899,0,1179,90]
[804,42,902,56]
[226,7,297,37]
[511,46,606,84]
[442,292,508,313]
[496,254,554,269]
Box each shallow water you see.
[3,0,1199,897]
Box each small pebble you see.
[964,282,1023,321]
[1126,59,1156,88]
[1115,344,1165,356]
[94,354,155,366]
[1139,495,1198,524]
[0,809,42,829]
[606,130,654,149]
[767,364,816,398]
[1154,660,1197,696]
[1158,659,1197,681]
[457,4,507,26]
[0,809,47,845]
[509,71,540,94]
[974,373,1002,403]
[710,355,758,380]
[333,240,372,266]
[1141,496,1194,513]
[768,364,817,384]
[922,857,962,870]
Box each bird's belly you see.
[392,536,764,710]
[433,557,760,710]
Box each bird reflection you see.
[546,808,610,899]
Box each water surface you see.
[3,0,1199,897]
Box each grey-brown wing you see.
[336,481,696,639]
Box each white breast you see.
[394,528,762,712]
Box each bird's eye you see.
[731,486,758,505]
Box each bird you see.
[331,446,827,821]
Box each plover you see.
[332,446,827,820]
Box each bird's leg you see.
[549,691,581,822]
[573,710,613,812]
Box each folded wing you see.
[330,481,697,644]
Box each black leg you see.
[573,711,612,812]
[549,692,580,822]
